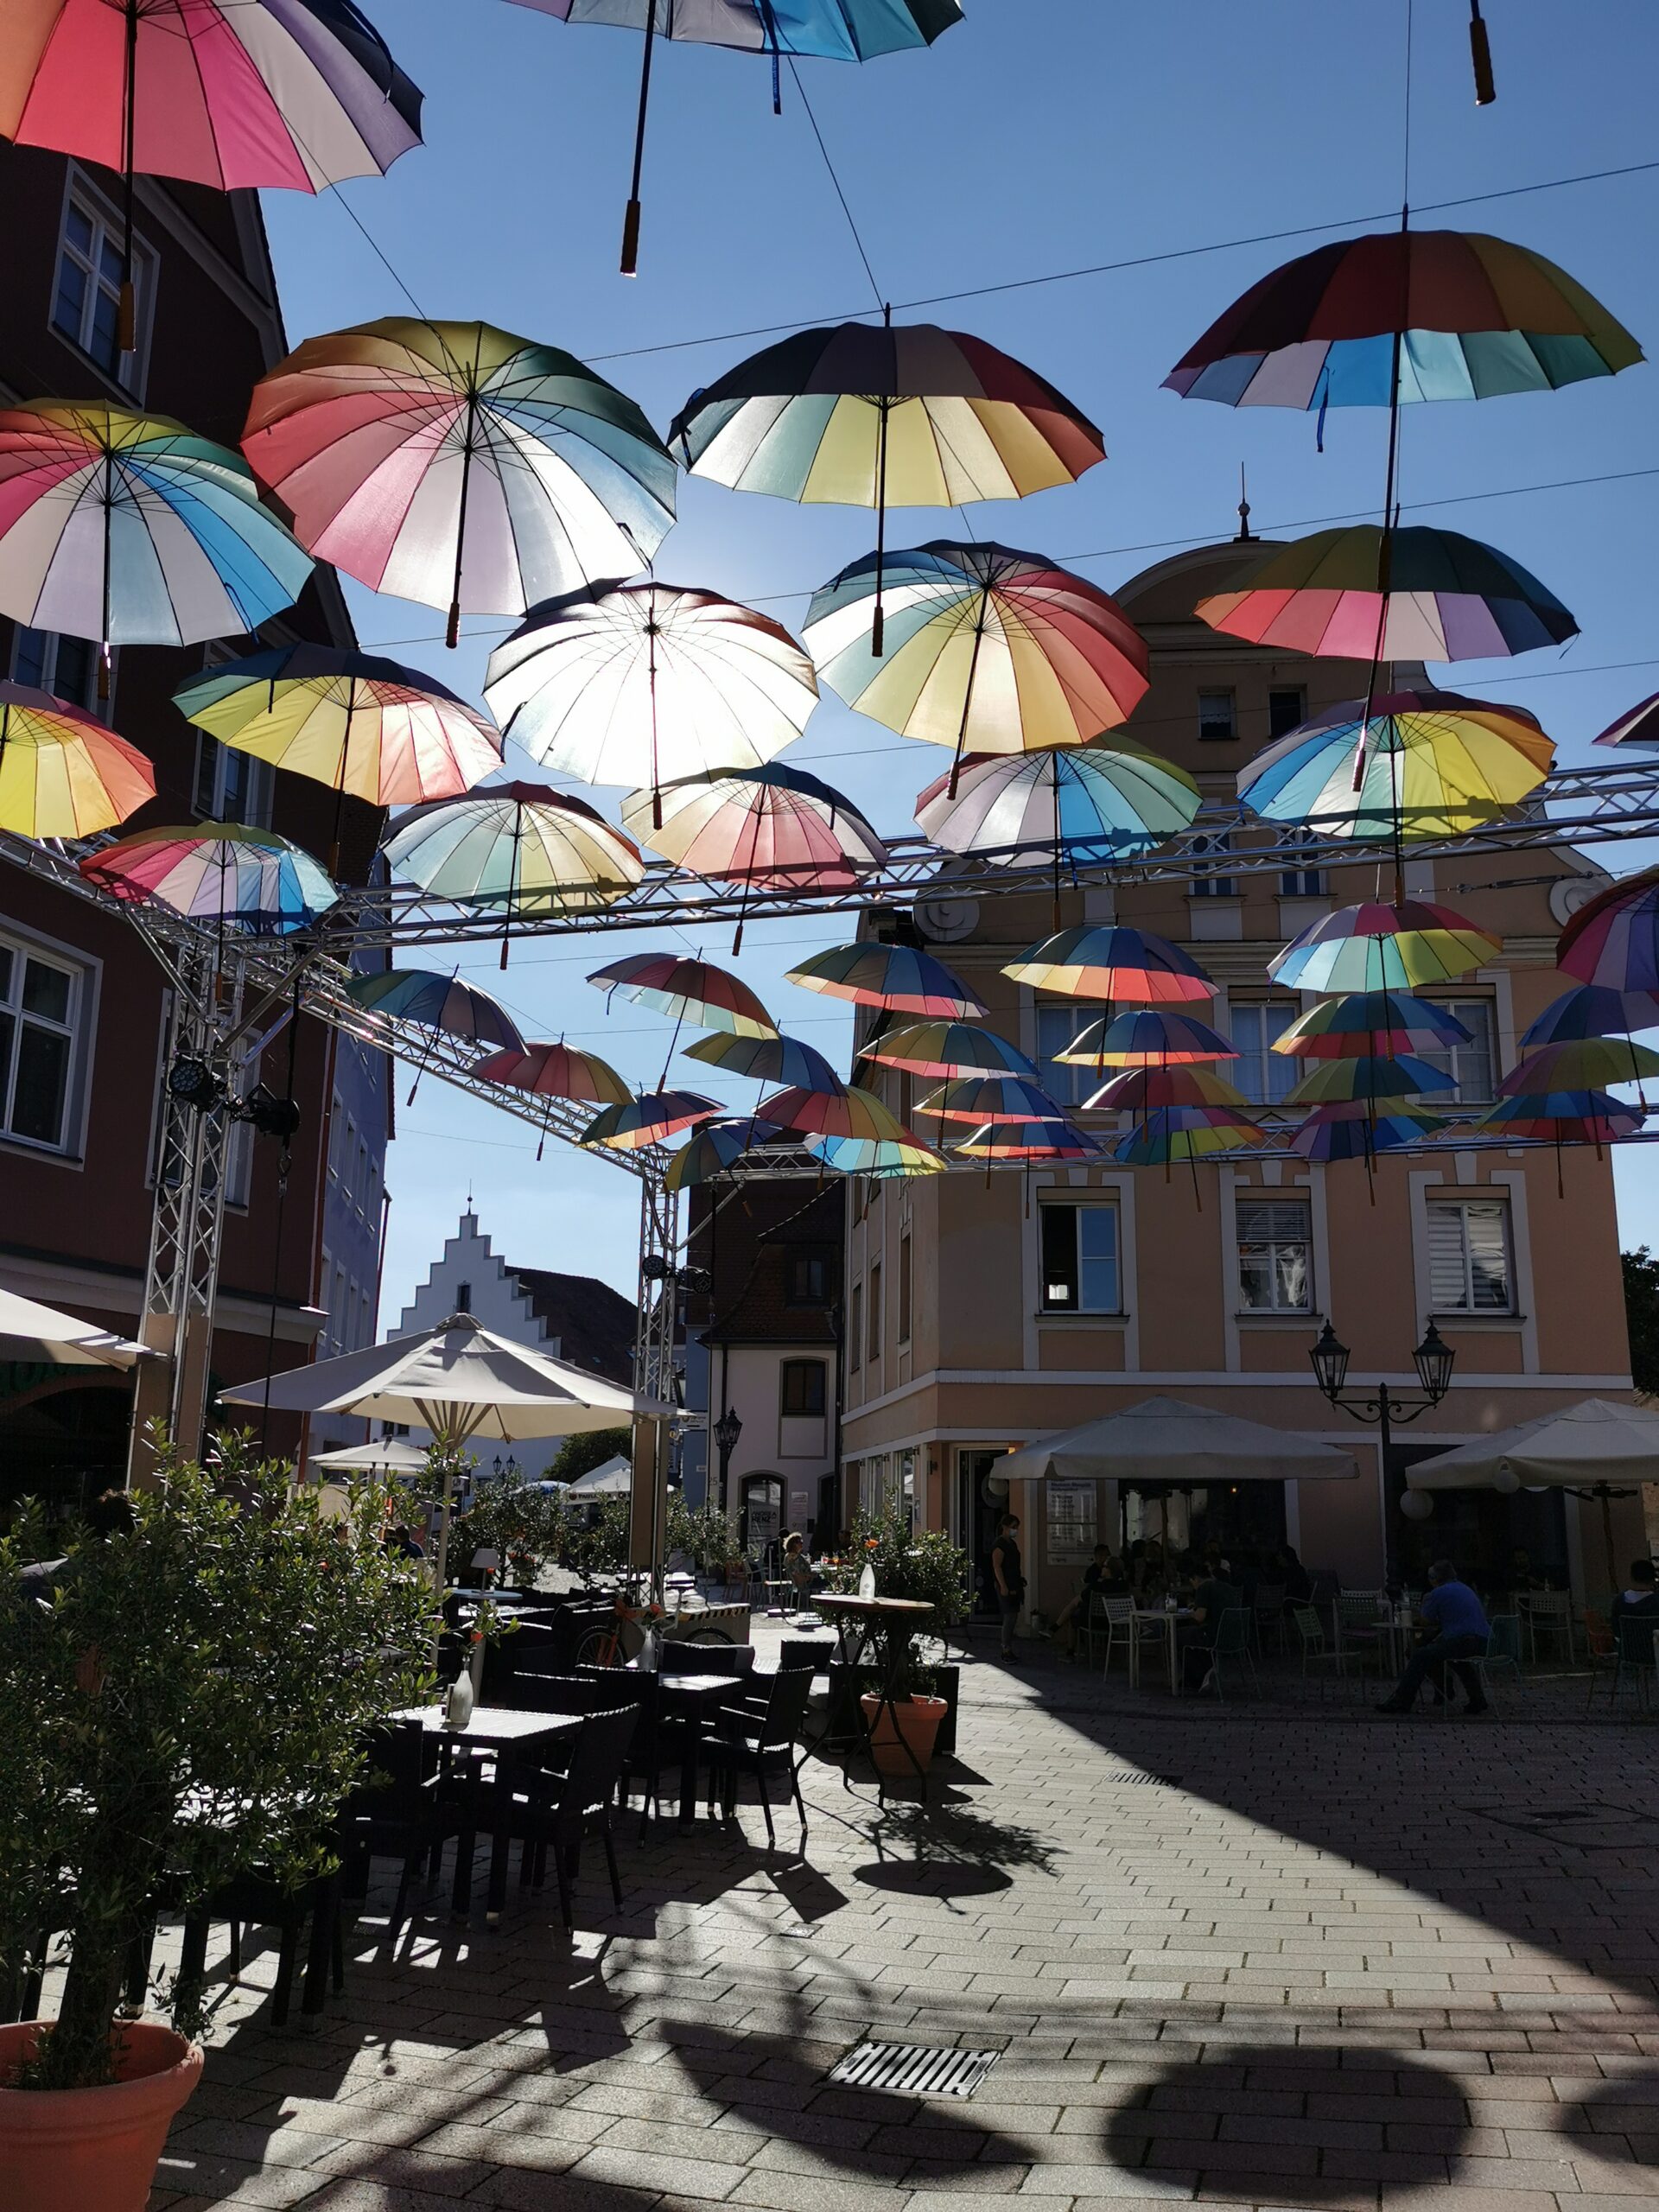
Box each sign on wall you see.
[1046,1477,1097,1565]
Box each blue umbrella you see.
[683,1031,845,1092]
[665,1116,784,1192]
[344,969,524,1051]
[1521,983,1659,1049]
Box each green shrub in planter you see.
[825,1504,970,1697]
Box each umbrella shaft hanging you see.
[871,303,893,656]
[620,0,660,275]
[946,581,991,801]
[118,0,138,356]
[447,390,480,649]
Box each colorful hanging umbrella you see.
[1285,1055,1458,1106]
[1593,694,1659,750]
[1195,525,1576,661]
[1111,1105,1260,1166]
[0,681,154,837]
[483,581,817,825]
[175,646,502,817]
[581,1090,720,1149]
[803,1128,945,1177]
[671,318,1103,652]
[803,541,1147,788]
[957,1118,1103,1161]
[242,320,676,645]
[343,969,524,1051]
[1087,1066,1249,1112]
[1521,983,1659,1048]
[665,1116,786,1193]
[587,953,777,1039]
[758,1082,922,1145]
[79,823,336,932]
[473,1041,632,1108]
[785,941,982,1018]
[0,402,311,675]
[1498,1038,1659,1096]
[856,1020,1039,1080]
[1237,690,1554,841]
[916,739,1198,864]
[1056,1008,1237,1071]
[1476,1092,1643,1145]
[1557,864,1659,994]
[382,784,644,931]
[1274,990,1473,1060]
[1001,924,1215,1004]
[684,1031,843,1091]
[1269,899,1500,992]
[1164,230,1641,410]
[915,1075,1069,1124]
[507,1,960,272]
[1291,1100,1444,1161]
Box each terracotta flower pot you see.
[860,1691,948,1777]
[0,2019,203,2212]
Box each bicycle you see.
[572,1590,737,1668]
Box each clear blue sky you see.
[259,0,1659,1317]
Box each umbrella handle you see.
[1469,1,1496,104]
[621,0,659,275]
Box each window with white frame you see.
[51,179,153,391]
[1198,688,1236,742]
[1035,1001,1094,1108]
[194,734,273,829]
[1414,999,1497,1104]
[1230,1001,1300,1104]
[10,626,101,713]
[1039,1199,1121,1314]
[1236,1195,1313,1313]
[849,1279,861,1370]
[1189,830,1238,896]
[0,935,84,1152]
[1427,1195,1515,1313]
[1268,686,1307,740]
[1280,864,1325,898]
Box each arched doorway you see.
[740,1470,785,1574]
[0,1371,134,1519]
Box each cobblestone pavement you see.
[145,1631,1659,2212]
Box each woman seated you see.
[1053,1546,1129,1657]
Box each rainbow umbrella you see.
[1087,1066,1249,1112]
[1285,1055,1457,1106]
[1557,864,1659,994]
[1291,1100,1444,1162]
[1593,694,1659,750]
[1499,1038,1659,1096]
[1196,525,1576,662]
[803,1129,944,1177]
[857,1020,1038,1080]
[1056,1008,1236,1071]
[665,1116,785,1194]
[0,0,422,349]
[916,1075,1069,1124]
[0,681,154,836]
[916,739,1198,868]
[483,581,817,828]
[1238,690,1553,841]
[80,823,336,933]
[1274,990,1472,1059]
[685,1031,843,1091]
[0,402,311,680]
[1477,1092,1643,1145]
[957,1118,1102,1161]
[473,1041,631,1108]
[671,317,1103,652]
[581,1090,720,1150]
[1002,925,1214,1005]
[344,969,524,1050]
[243,320,675,646]
[588,953,777,1039]
[785,941,982,1017]
[1111,1105,1260,1166]
[758,1082,920,1144]
[1164,230,1641,412]
[506,1,960,273]
[1269,900,1500,992]
[803,541,1147,790]
[1521,984,1659,1048]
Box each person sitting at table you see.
[1052,1546,1128,1657]
[1611,1557,1659,1661]
[1274,1545,1312,1604]
[1376,1559,1490,1716]
[1179,1565,1240,1692]
[1508,1546,1546,1592]
[780,1531,817,1608]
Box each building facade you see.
[841,539,1638,1614]
[0,143,390,1509]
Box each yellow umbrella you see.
[0,682,154,837]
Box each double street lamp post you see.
[1309,1319,1458,1492]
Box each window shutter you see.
[1464,1199,1511,1308]
[1427,1204,1471,1309]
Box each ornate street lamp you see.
[1310,1319,1458,1522]
[713,1406,742,1515]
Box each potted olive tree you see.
[460,1468,569,1592]
[0,1435,435,2212]
[828,1506,969,1775]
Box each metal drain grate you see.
[829,2041,1001,2099]
[1100,1770,1181,1787]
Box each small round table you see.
[814,1593,938,1796]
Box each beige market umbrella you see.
[1001,1395,1357,1484]
[308,1437,432,1477]
[567,1452,632,1498]
[0,1281,151,1369]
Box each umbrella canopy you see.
[0,401,311,656]
[758,1082,918,1143]
[1290,1100,1444,1160]
[1087,1066,1249,1112]
[684,1031,843,1092]
[916,1075,1070,1124]
[803,1128,944,1176]
[566,1452,633,1497]
[473,1041,631,1108]
[1112,1104,1261,1164]
[175,645,502,811]
[1002,1395,1356,1484]
[581,1090,720,1149]
[309,1437,432,1477]
[956,1117,1102,1161]
[1521,984,1659,1049]
[1002,924,1215,1004]
[1196,524,1577,661]
[1499,1038,1659,1095]
[1274,990,1473,1059]
[0,1281,150,1369]
[1406,1401,1659,1491]
[383,784,643,920]
[916,740,1198,865]
[1057,1007,1236,1070]
[343,969,524,1051]
[625,764,886,891]
[1557,863,1659,995]
[1475,1091,1643,1144]
[1285,1054,1458,1105]
[1593,694,1659,751]
[785,941,982,1017]
[856,1019,1039,1080]
[664,1116,785,1192]
[1238,690,1554,840]
[1269,899,1500,992]
[484,582,817,822]
[0,681,154,837]
[803,541,1148,779]
[242,319,676,645]
[1164,230,1642,409]
[588,952,777,1038]
[80,824,337,933]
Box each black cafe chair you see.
[702,1665,814,1848]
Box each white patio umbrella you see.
[0,1281,152,1369]
[308,1437,432,1477]
[567,1452,632,1498]
[1001,1395,1357,1484]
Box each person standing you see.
[1376,1559,1491,1716]
[991,1511,1025,1662]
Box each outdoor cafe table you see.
[652,1672,753,1826]
[393,1704,579,1923]
[1131,1605,1195,1694]
[814,1593,936,1790]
